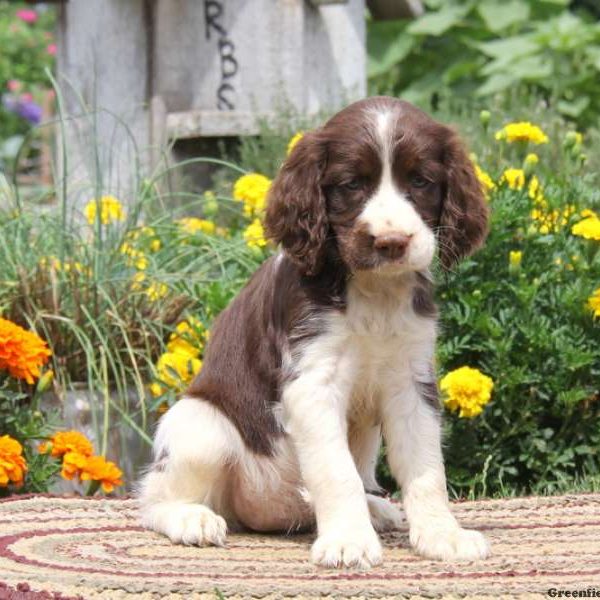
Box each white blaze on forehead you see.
[374,110,394,170]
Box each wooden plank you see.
[166,109,275,139]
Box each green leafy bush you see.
[439,142,600,496]
[368,0,600,126]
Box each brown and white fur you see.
[137,97,490,568]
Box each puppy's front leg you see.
[283,371,382,568]
[382,386,490,561]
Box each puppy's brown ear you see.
[438,130,489,269]
[265,132,328,276]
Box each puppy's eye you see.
[343,178,363,191]
[411,175,431,189]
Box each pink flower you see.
[7,80,21,92]
[46,43,57,56]
[16,9,38,23]
[21,92,33,103]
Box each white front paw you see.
[159,503,227,547]
[312,526,382,568]
[411,524,490,561]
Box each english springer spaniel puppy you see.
[138,96,490,568]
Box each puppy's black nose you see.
[373,233,412,260]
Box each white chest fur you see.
[285,273,437,426]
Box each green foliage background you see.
[368,0,600,127]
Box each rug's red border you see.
[0,494,127,598]
[0,581,83,600]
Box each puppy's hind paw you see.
[367,494,405,532]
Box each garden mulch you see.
[0,493,599,599]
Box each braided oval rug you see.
[0,494,599,599]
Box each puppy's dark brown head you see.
[265,97,488,276]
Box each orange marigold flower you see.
[0,435,28,487]
[0,318,52,384]
[79,455,123,493]
[41,430,94,459]
[61,451,88,481]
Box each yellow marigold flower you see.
[495,122,548,145]
[524,153,539,166]
[41,430,94,458]
[120,242,134,256]
[527,176,544,204]
[135,255,148,270]
[178,217,216,236]
[233,173,272,217]
[131,271,146,291]
[572,216,600,241]
[60,451,88,481]
[509,250,522,268]
[150,238,161,252]
[146,281,168,302]
[474,164,495,195]
[149,382,165,398]
[156,351,202,392]
[287,131,304,155]
[0,435,27,487]
[0,318,52,384]
[581,209,598,219]
[120,243,148,270]
[79,455,123,493]
[500,168,525,191]
[530,201,573,234]
[440,366,494,419]
[84,195,125,225]
[243,218,267,248]
[167,318,205,358]
[587,287,600,319]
